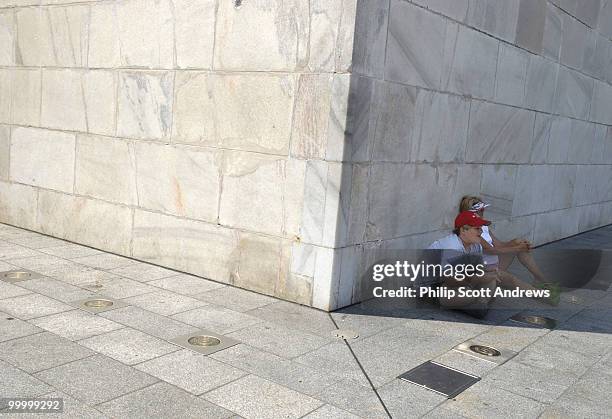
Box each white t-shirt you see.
[480,226,499,266]
[428,234,482,265]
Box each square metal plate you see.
[509,313,557,329]
[398,361,480,398]
[0,269,42,283]
[71,296,127,314]
[452,341,517,365]
[170,329,240,356]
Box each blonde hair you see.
[459,195,483,213]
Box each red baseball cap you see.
[455,211,491,228]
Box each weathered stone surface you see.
[15,8,45,66]
[0,69,10,123]
[291,74,333,159]
[600,0,612,39]
[412,91,470,163]
[174,0,215,69]
[308,0,343,72]
[41,69,87,132]
[531,114,552,164]
[466,101,535,164]
[284,159,307,238]
[560,14,590,70]
[214,0,309,71]
[0,181,38,230]
[117,71,173,140]
[555,66,593,119]
[89,0,173,68]
[370,81,417,163]
[172,72,294,154]
[574,165,612,205]
[37,190,132,255]
[0,11,14,65]
[11,68,40,126]
[219,151,285,236]
[43,5,88,67]
[534,207,580,244]
[513,166,576,216]
[412,0,469,21]
[0,125,8,180]
[75,135,137,205]
[515,0,545,53]
[574,0,601,28]
[334,0,357,73]
[11,127,75,193]
[542,2,563,60]
[590,80,612,125]
[481,165,517,217]
[583,33,610,80]
[442,24,498,100]
[524,55,558,113]
[134,142,221,222]
[467,0,520,41]
[352,0,388,77]
[495,43,528,107]
[83,71,116,136]
[132,209,238,284]
[385,0,446,89]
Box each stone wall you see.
[1,0,612,311]
[334,0,612,307]
[0,0,359,310]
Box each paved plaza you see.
[1,222,611,418]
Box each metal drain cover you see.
[170,330,240,355]
[332,329,359,340]
[72,297,126,313]
[510,313,557,329]
[0,270,42,283]
[452,341,517,364]
[398,361,480,398]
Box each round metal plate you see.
[469,344,501,357]
[188,336,221,347]
[332,329,359,340]
[83,299,114,308]
[523,315,548,326]
[3,271,32,280]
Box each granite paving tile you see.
[123,290,207,316]
[72,254,140,270]
[0,294,74,320]
[149,274,226,295]
[30,309,124,341]
[194,286,277,312]
[17,278,95,303]
[377,379,447,418]
[100,306,199,340]
[0,281,33,299]
[80,276,158,299]
[109,263,179,282]
[0,359,52,398]
[0,312,42,342]
[172,305,263,334]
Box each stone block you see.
[555,66,593,119]
[370,81,417,163]
[481,165,517,216]
[41,69,87,132]
[0,181,38,230]
[134,142,220,222]
[515,0,546,53]
[15,8,46,66]
[560,14,590,70]
[30,310,122,341]
[494,43,528,107]
[574,165,612,205]
[37,190,133,255]
[600,0,612,38]
[0,125,7,180]
[442,24,498,100]
[334,0,357,73]
[172,72,294,154]
[546,116,572,163]
[11,68,40,126]
[101,306,199,340]
[132,209,238,283]
[412,0,469,21]
[83,71,116,136]
[574,0,601,28]
[513,165,556,215]
[542,2,563,60]
[214,0,309,71]
[0,69,10,123]
[283,159,306,238]
[412,90,470,163]
[531,114,551,164]
[0,11,14,65]
[534,207,580,245]
[590,80,612,125]
[550,165,577,210]
[89,0,173,68]
[117,71,173,140]
[0,294,73,320]
[524,55,558,113]
[75,135,137,205]
[347,163,368,245]
[567,120,597,164]
[466,101,535,164]
[352,0,388,77]
[308,0,343,71]
[385,0,446,89]
[42,5,89,66]
[550,0,577,16]
[11,127,75,193]
[291,74,333,159]
[219,151,285,235]
[174,0,215,68]
[467,0,520,41]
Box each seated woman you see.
[459,196,559,304]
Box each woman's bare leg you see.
[496,270,537,291]
[498,253,516,271]
[516,252,547,283]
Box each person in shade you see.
[459,196,560,305]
